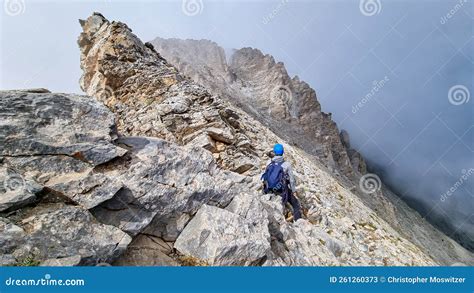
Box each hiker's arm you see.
[286,163,297,193]
[261,159,271,181]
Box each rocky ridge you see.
[0,13,472,266]
[151,37,474,265]
[151,38,365,179]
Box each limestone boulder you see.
[1,204,131,266]
[174,204,271,266]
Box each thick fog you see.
[1,0,472,246]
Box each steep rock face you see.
[78,14,258,175]
[151,38,362,178]
[0,89,254,265]
[340,130,367,174]
[150,37,474,265]
[74,13,450,266]
[229,47,353,176]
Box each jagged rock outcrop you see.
[1,13,472,267]
[340,130,367,174]
[0,204,130,266]
[0,89,251,264]
[0,90,126,212]
[90,136,243,240]
[151,38,363,179]
[78,13,258,175]
[150,37,474,265]
[74,13,448,266]
[0,89,134,265]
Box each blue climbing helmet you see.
[273,143,284,156]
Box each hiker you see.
[261,143,301,221]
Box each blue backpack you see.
[261,161,287,194]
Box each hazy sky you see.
[1,0,473,240]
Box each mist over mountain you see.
[366,157,473,252]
